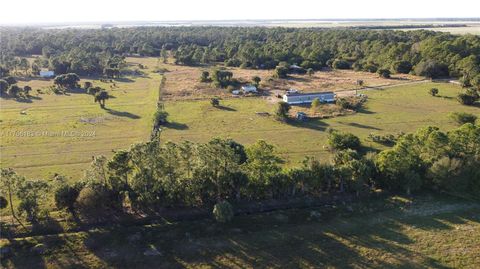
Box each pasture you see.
[0,57,478,179]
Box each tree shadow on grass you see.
[105,108,141,119]
[288,119,329,132]
[214,105,237,111]
[356,108,376,114]
[164,121,189,130]
[338,121,382,130]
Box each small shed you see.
[39,70,55,78]
[241,85,257,93]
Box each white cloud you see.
[1,0,479,24]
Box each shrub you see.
[336,96,366,111]
[75,185,118,217]
[429,88,439,96]
[54,183,82,212]
[414,60,449,78]
[449,112,477,125]
[332,59,350,70]
[153,109,169,126]
[213,201,234,223]
[311,98,321,110]
[274,66,288,78]
[328,131,361,151]
[364,64,378,73]
[211,97,220,107]
[393,61,413,74]
[200,71,210,82]
[457,93,478,106]
[275,101,290,121]
[377,69,391,78]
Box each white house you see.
[241,85,257,93]
[39,70,55,78]
[283,92,336,105]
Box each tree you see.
[54,73,80,89]
[457,91,478,106]
[0,169,26,228]
[252,76,261,87]
[307,68,314,77]
[211,69,233,88]
[393,61,413,74]
[16,179,49,222]
[23,86,32,96]
[332,59,350,69]
[4,76,16,85]
[83,81,92,90]
[19,58,29,75]
[153,109,169,126]
[275,101,290,121]
[274,66,288,78]
[210,97,220,107]
[54,183,81,213]
[449,112,477,125]
[0,79,8,95]
[213,200,234,223]
[200,71,210,82]
[311,98,321,110]
[328,130,361,151]
[414,60,449,78]
[377,69,391,78]
[94,90,109,108]
[107,150,132,188]
[429,88,439,96]
[7,85,21,97]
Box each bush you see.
[377,69,391,78]
[332,59,350,70]
[311,98,321,110]
[275,101,290,121]
[414,60,449,78]
[328,131,361,151]
[336,96,366,111]
[211,97,220,106]
[393,61,413,74]
[429,88,439,96]
[75,185,118,217]
[54,183,81,212]
[457,93,478,106]
[274,66,288,78]
[153,109,169,126]
[213,201,234,223]
[449,112,477,125]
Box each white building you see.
[283,92,335,105]
[241,85,257,93]
[39,70,55,78]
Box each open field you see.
[2,194,479,268]
[1,57,479,179]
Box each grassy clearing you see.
[1,57,478,179]
[162,81,479,165]
[1,194,479,268]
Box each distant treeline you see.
[350,24,468,30]
[1,27,479,83]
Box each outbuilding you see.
[39,70,55,78]
[241,85,257,93]
[283,92,335,105]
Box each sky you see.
[1,0,479,24]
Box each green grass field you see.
[1,61,479,179]
[2,194,479,268]
[162,82,479,165]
